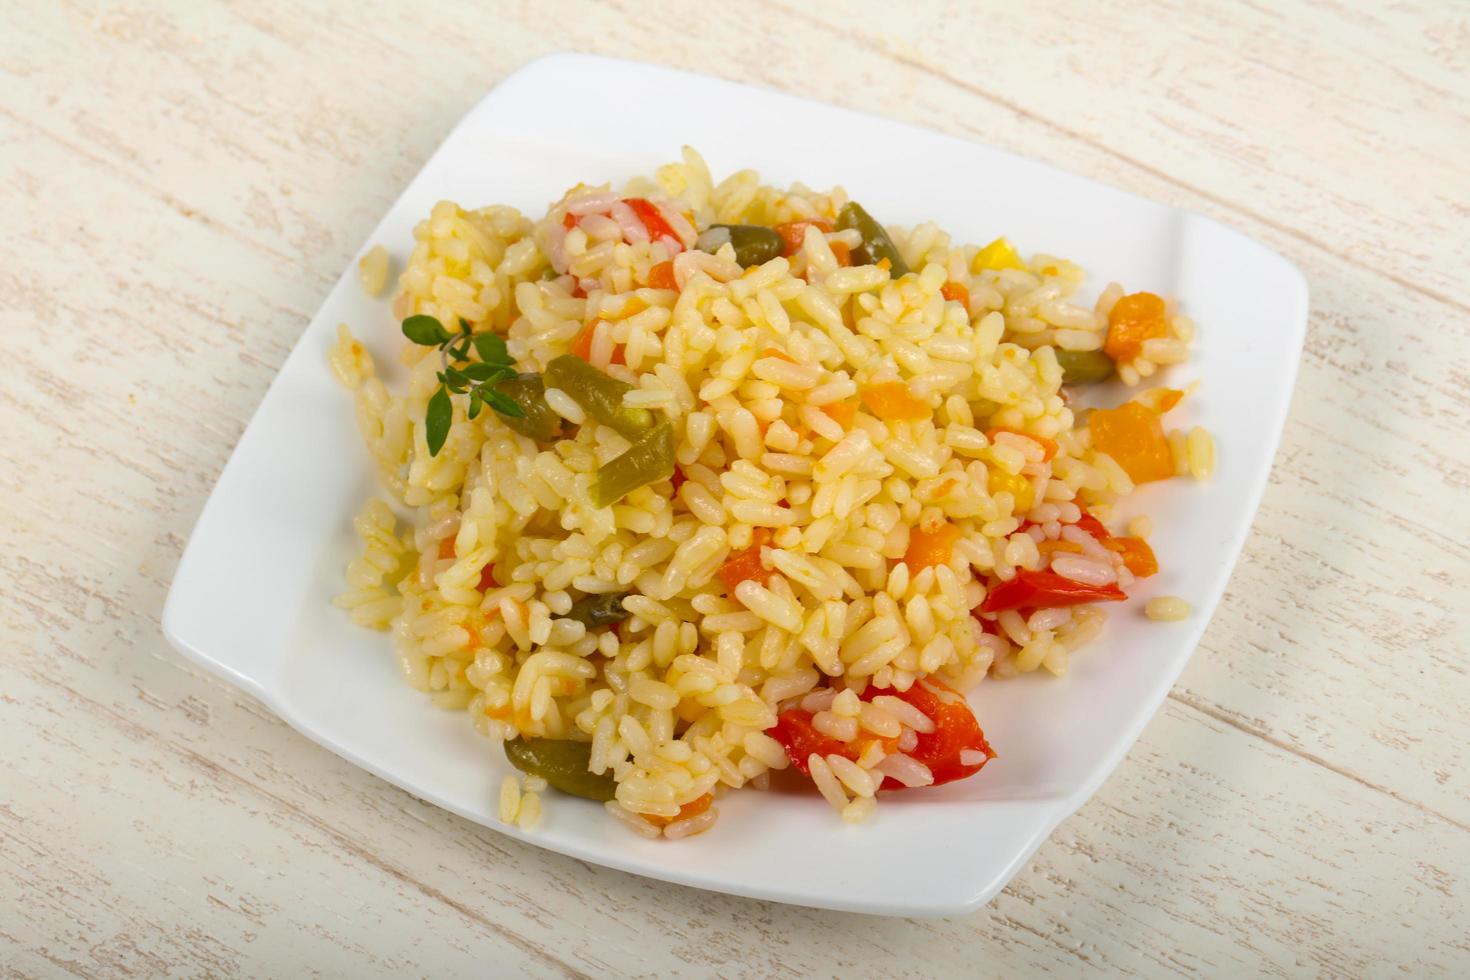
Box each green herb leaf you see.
[483,387,527,419]
[473,333,513,365]
[426,385,452,456]
[403,315,451,346]
[459,362,516,384]
[442,367,470,394]
[467,390,483,420]
[459,317,473,336]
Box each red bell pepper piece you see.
[768,681,994,791]
[624,198,680,247]
[769,710,852,776]
[1073,510,1110,541]
[861,681,994,788]
[979,569,1125,613]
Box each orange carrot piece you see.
[1089,402,1174,484]
[643,793,714,829]
[1104,291,1169,362]
[821,400,858,430]
[717,528,774,592]
[987,427,1058,462]
[860,382,930,421]
[940,281,970,309]
[773,219,835,257]
[1104,536,1159,577]
[904,522,962,570]
[647,260,677,290]
[569,321,624,365]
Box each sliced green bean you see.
[503,739,616,802]
[592,422,674,508]
[494,373,564,441]
[566,592,630,629]
[836,201,910,277]
[543,354,654,439]
[1055,349,1115,385]
[695,224,784,268]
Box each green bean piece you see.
[503,739,616,802]
[695,224,785,268]
[543,354,654,439]
[836,201,910,277]
[1055,349,1115,385]
[494,373,564,441]
[566,592,630,629]
[592,422,674,508]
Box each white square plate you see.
[163,53,1307,916]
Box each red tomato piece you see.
[979,569,1126,613]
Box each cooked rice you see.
[331,148,1208,831]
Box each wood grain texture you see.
[2,0,1467,975]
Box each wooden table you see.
[3,2,1466,975]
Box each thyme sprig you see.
[401,314,524,456]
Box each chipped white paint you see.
[2,1,1467,975]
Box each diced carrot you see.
[717,528,774,592]
[1103,291,1169,363]
[940,281,970,309]
[1089,401,1174,484]
[1104,536,1158,577]
[562,212,577,230]
[437,538,456,560]
[860,382,930,421]
[986,427,1058,462]
[829,241,852,266]
[1135,387,1185,414]
[569,321,624,365]
[647,260,677,291]
[762,346,797,364]
[1037,539,1085,557]
[773,219,835,257]
[904,522,962,570]
[570,321,596,361]
[821,400,858,430]
[642,792,713,829]
[877,257,892,272]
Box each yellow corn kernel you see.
[974,236,1027,272]
[987,467,1034,513]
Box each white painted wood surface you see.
[2,1,1467,975]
